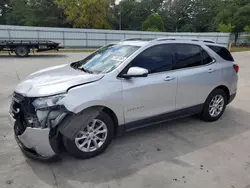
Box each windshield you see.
[73,44,140,74]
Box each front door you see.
[121,44,178,124]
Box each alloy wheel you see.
[75,119,108,152]
[209,94,224,117]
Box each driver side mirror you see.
[121,67,149,78]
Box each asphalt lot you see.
[1,52,250,188]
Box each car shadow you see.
[0,54,67,59]
[26,105,250,187]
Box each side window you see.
[201,48,213,65]
[207,45,234,61]
[173,44,203,70]
[129,44,173,74]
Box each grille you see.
[13,92,25,103]
[11,92,38,135]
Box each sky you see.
[115,0,122,5]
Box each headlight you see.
[32,94,66,110]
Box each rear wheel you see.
[200,89,227,122]
[63,111,114,159]
[15,46,29,57]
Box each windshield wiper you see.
[70,61,80,69]
[80,67,94,74]
[71,61,94,74]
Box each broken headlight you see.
[32,94,67,128]
[32,94,66,110]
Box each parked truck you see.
[0,40,62,57]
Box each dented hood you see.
[15,64,104,97]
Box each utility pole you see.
[119,3,122,30]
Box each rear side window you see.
[173,44,212,70]
[207,45,234,62]
[174,44,202,70]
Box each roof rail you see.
[120,37,216,44]
[121,38,155,41]
[154,37,215,43]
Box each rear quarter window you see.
[207,45,234,62]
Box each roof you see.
[117,37,219,47]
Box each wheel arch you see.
[74,105,120,137]
[211,85,230,104]
[92,105,119,136]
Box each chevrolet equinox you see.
[9,38,238,160]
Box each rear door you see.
[173,43,220,109]
[121,44,178,123]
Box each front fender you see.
[63,80,124,125]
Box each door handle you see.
[164,76,176,81]
[208,68,214,73]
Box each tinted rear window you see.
[174,44,203,70]
[173,44,213,70]
[207,45,234,62]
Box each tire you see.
[15,46,29,57]
[200,89,227,122]
[63,111,114,159]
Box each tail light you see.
[233,64,239,73]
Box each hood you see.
[15,64,104,97]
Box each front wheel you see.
[63,111,114,159]
[200,89,227,122]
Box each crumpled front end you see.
[9,92,68,160]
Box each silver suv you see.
[9,38,238,160]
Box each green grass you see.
[230,46,250,52]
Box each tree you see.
[217,23,234,32]
[159,0,222,32]
[56,0,113,29]
[232,3,250,43]
[0,0,10,24]
[26,0,68,27]
[244,25,250,44]
[112,0,139,30]
[112,0,163,30]
[1,0,250,36]
[188,0,222,32]
[142,13,164,31]
[4,0,30,25]
[214,1,250,44]
[3,0,67,27]
[160,0,192,32]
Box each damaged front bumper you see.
[9,92,105,161]
[9,92,68,161]
[9,113,59,161]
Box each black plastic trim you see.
[118,104,203,134]
[228,93,237,104]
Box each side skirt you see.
[117,104,203,135]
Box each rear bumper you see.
[9,113,59,161]
[228,93,237,104]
